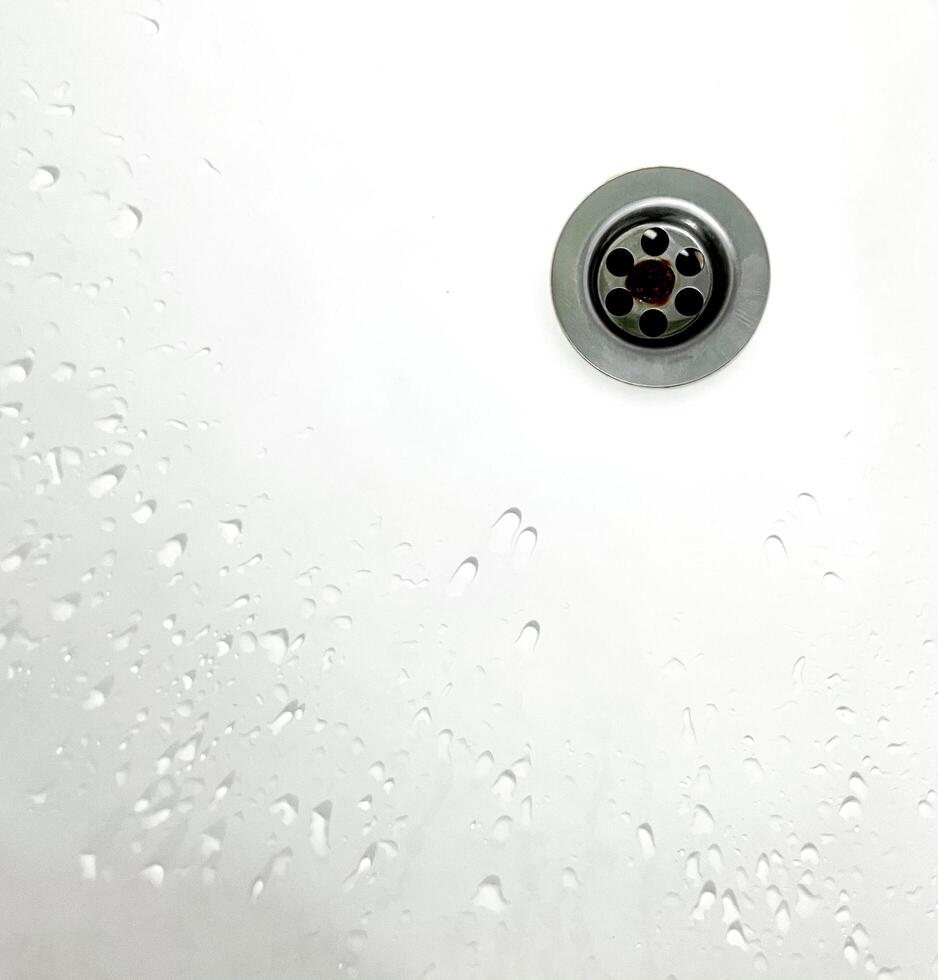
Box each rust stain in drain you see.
[627,259,675,306]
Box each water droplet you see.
[157,534,187,567]
[561,867,581,890]
[684,852,701,882]
[210,772,235,805]
[848,771,868,799]
[719,889,740,926]
[1,544,31,572]
[83,675,113,710]
[681,707,697,752]
[663,657,686,681]
[520,795,532,829]
[742,757,764,782]
[198,820,226,862]
[29,166,59,191]
[839,796,863,822]
[95,414,124,434]
[775,901,791,933]
[755,853,769,882]
[764,534,787,568]
[51,362,76,382]
[108,204,142,238]
[269,699,302,735]
[6,251,34,268]
[795,884,819,917]
[492,816,513,843]
[140,864,164,887]
[269,794,300,826]
[796,492,820,519]
[512,526,538,567]
[491,769,516,804]
[260,628,289,665]
[823,571,845,592]
[217,519,242,543]
[79,853,96,880]
[489,508,521,552]
[132,499,156,523]
[310,801,332,856]
[87,465,126,498]
[436,729,453,760]
[410,706,432,733]
[447,557,478,597]
[342,844,375,892]
[691,881,716,919]
[515,620,540,655]
[132,14,160,34]
[637,823,655,859]
[472,874,508,914]
[43,447,65,484]
[0,356,33,384]
[50,593,80,622]
[841,937,859,965]
[691,804,715,835]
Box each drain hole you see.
[605,248,634,278]
[674,288,704,317]
[639,309,668,337]
[676,247,704,276]
[627,260,675,306]
[605,288,633,317]
[640,227,669,256]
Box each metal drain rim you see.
[551,167,770,388]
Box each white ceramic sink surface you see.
[1,1,937,976]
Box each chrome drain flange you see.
[551,167,770,387]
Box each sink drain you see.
[551,167,770,387]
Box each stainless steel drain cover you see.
[551,167,770,387]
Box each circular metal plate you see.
[551,167,770,387]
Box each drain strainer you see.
[551,167,770,387]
